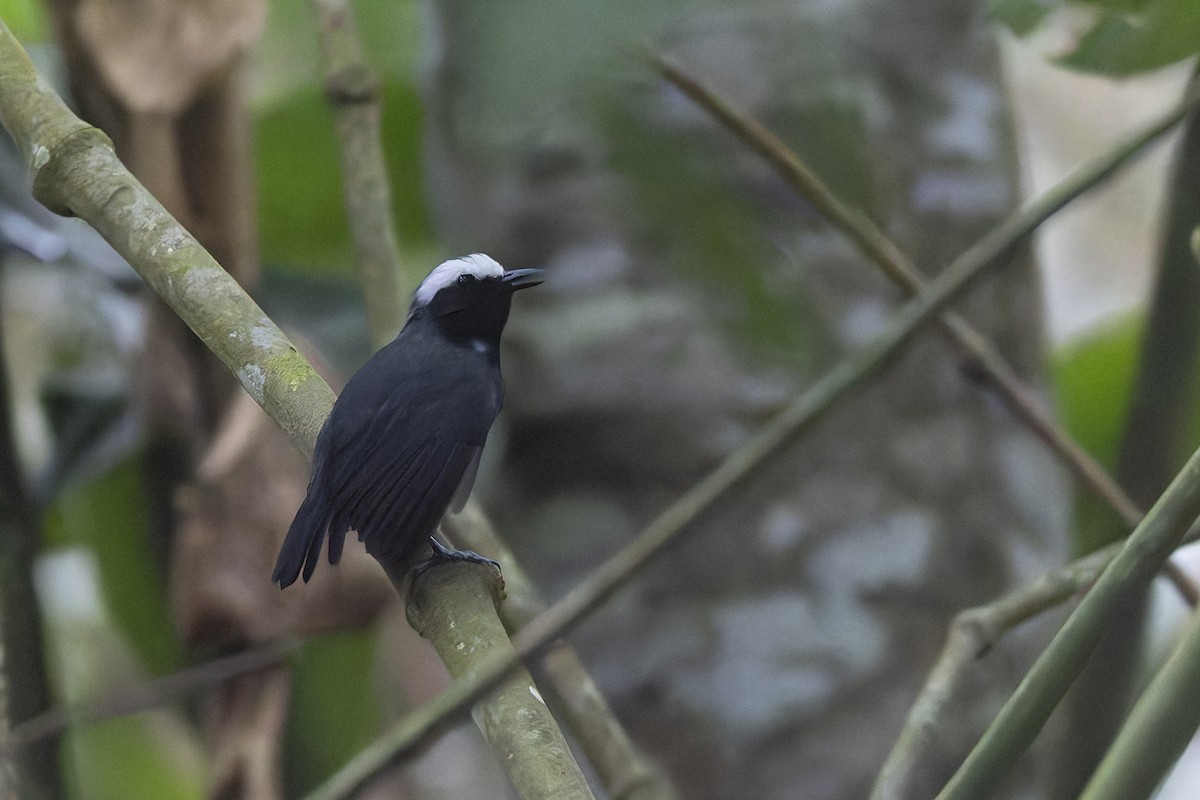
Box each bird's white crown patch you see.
[413,253,505,308]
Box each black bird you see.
[272,254,543,588]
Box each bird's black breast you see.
[314,324,503,561]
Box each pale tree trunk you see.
[421,1,1067,798]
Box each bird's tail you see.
[272,485,334,589]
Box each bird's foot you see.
[413,536,501,579]
[405,537,506,627]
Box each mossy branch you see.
[0,19,335,458]
[6,18,1197,799]
[446,508,679,800]
[1,19,599,800]
[403,562,596,800]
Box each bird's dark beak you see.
[502,268,545,291]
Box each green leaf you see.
[990,0,1200,74]
[1061,0,1200,74]
[1051,315,1142,472]
[988,0,1054,37]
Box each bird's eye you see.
[457,274,477,286]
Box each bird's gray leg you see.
[413,535,501,578]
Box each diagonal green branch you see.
[649,56,1200,797]
[935,444,1200,800]
[302,57,1198,800]
[1076,601,1200,800]
[652,53,1200,606]
[869,520,1200,800]
[1056,74,1200,799]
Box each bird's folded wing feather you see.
[323,384,494,561]
[275,343,501,584]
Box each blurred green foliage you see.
[601,95,837,368]
[0,0,46,41]
[1052,315,1141,473]
[283,630,383,796]
[254,0,433,276]
[46,461,183,676]
[990,0,1200,74]
[64,718,203,800]
[1052,316,1142,553]
[255,81,432,275]
[1052,304,1200,555]
[255,91,353,273]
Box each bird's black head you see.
[407,254,543,345]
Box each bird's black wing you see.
[330,361,499,563]
[272,335,501,587]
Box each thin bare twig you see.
[651,53,1200,799]
[309,0,406,346]
[4,641,297,752]
[870,521,1200,800]
[652,53,1200,609]
[3,21,1194,798]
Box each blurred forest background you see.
[1,0,1200,799]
